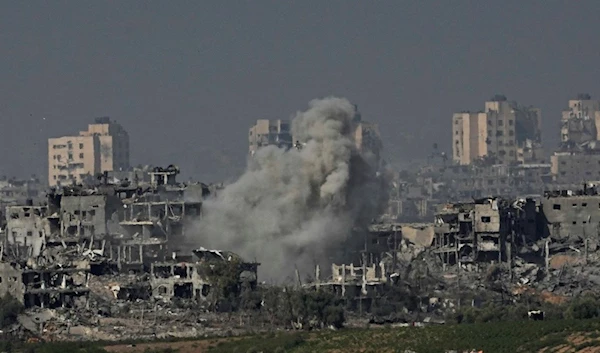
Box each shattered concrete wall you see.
[400,224,434,247]
[474,203,500,233]
[540,195,600,239]
[5,206,50,257]
[150,262,210,300]
[60,195,122,238]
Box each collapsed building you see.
[308,187,600,318]
[432,197,538,268]
[150,248,258,302]
[0,166,256,310]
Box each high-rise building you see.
[452,112,488,165]
[248,119,292,155]
[351,106,383,167]
[452,95,543,165]
[48,117,130,186]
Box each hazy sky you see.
[1,1,599,182]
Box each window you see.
[509,130,514,136]
[79,153,84,159]
[79,143,84,149]
[583,203,588,207]
[508,120,513,126]
[481,216,491,223]
[68,153,73,160]
[573,221,577,225]
[553,204,561,210]
[26,231,32,236]
[573,203,577,207]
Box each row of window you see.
[552,202,600,210]
[52,153,84,161]
[53,143,84,150]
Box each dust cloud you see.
[191,97,384,282]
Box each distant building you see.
[452,112,488,165]
[352,112,383,167]
[560,94,600,147]
[551,151,600,185]
[550,95,600,185]
[453,95,543,165]
[248,119,292,155]
[48,117,130,186]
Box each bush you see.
[0,294,23,328]
[566,296,600,320]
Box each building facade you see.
[550,95,600,185]
[560,94,600,147]
[453,95,542,165]
[48,117,130,186]
[248,119,292,155]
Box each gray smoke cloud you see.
[193,97,383,282]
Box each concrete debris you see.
[0,167,260,342]
[2,164,600,343]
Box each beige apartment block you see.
[48,117,129,186]
[452,112,488,165]
[453,95,542,165]
[248,119,292,155]
[561,94,600,144]
[354,121,383,164]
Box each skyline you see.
[2,1,600,181]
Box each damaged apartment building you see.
[539,184,600,255]
[431,184,600,272]
[150,248,258,304]
[0,165,253,308]
[305,223,434,308]
[433,197,538,269]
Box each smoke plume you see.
[194,97,383,281]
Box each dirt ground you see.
[539,332,600,353]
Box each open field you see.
[204,319,600,353]
[5,319,600,353]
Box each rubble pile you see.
[0,167,259,342]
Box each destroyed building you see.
[540,185,600,246]
[433,197,538,267]
[150,248,258,303]
[0,165,252,312]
